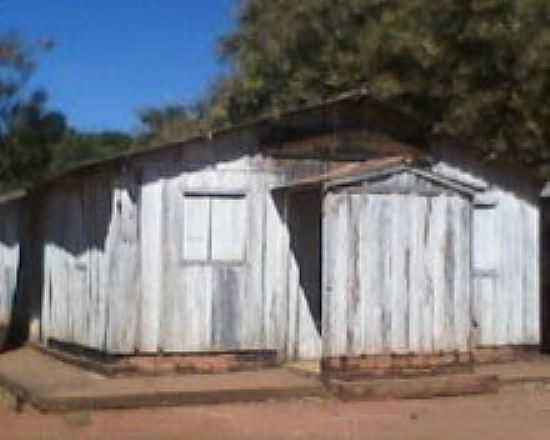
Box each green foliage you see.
[220,0,550,172]
[136,83,237,146]
[0,34,131,184]
[145,0,550,177]
[2,91,66,181]
[0,34,67,184]
[137,104,209,146]
[49,130,133,174]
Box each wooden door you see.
[323,191,473,357]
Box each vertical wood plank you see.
[242,177,263,349]
[430,196,448,351]
[212,267,241,349]
[182,266,213,350]
[106,177,140,353]
[523,202,540,344]
[322,192,349,357]
[420,197,435,353]
[347,194,364,355]
[454,198,472,352]
[390,195,409,353]
[408,196,427,352]
[138,174,164,352]
[263,186,286,351]
[362,195,387,354]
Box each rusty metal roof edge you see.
[323,163,411,191]
[271,156,412,192]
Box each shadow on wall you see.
[542,199,550,353]
[277,189,323,337]
[0,198,31,351]
[0,96,418,353]
[0,129,323,353]
[2,104,541,355]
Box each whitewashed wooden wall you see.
[0,200,21,341]
[41,173,140,352]
[323,170,473,357]
[35,149,543,359]
[434,163,540,347]
[153,166,266,353]
[39,141,323,360]
[144,162,320,359]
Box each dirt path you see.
[2,388,550,440]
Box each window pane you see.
[211,196,247,261]
[183,196,210,261]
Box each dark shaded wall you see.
[541,199,550,352]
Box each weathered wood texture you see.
[41,173,139,352]
[435,163,540,347]
[38,139,323,360]
[323,170,473,357]
[31,148,543,360]
[0,200,21,338]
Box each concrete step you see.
[0,348,328,413]
[325,373,500,401]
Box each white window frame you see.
[181,190,248,265]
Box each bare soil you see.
[1,388,550,440]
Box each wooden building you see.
[0,93,543,374]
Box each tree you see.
[132,0,550,176]
[0,34,66,183]
[137,104,208,147]
[218,0,550,175]
[48,129,133,174]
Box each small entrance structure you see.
[322,165,475,371]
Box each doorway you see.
[286,189,322,359]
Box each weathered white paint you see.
[36,145,323,359]
[106,175,140,353]
[40,174,141,352]
[437,162,541,347]
[472,190,540,347]
[139,170,164,352]
[322,192,350,357]
[33,148,542,360]
[262,184,287,352]
[323,170,473,357]
[211,196,247,262]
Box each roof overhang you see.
[0,189,27,204]
[273,156,484,198]
[272,156,412,193]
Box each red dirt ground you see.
[2,388,550,440]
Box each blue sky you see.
[0,0,237,133]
